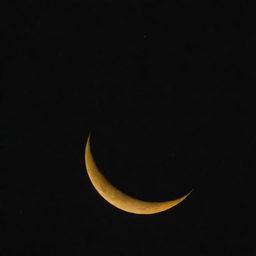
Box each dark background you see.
[1,0,255,255]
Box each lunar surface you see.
[85,134,192,214]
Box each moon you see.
[85,134,192,214]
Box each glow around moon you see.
[85,135,192,215]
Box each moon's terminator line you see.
[85,134,192,214]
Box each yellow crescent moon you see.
[85,135,192,214]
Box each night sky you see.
[1,1,255,255]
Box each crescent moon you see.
[85,135,192,214]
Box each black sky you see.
[1,0,255,255]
